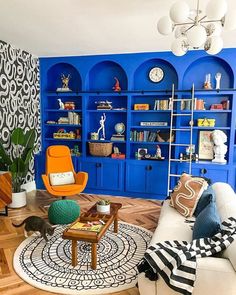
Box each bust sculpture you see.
[211,130,227,164]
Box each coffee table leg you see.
[91,243,97,270]
[114,213,118,233]
[72,240,77,267]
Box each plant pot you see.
[8,190,27,209]
[96,203,110,213]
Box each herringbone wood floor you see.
[0,191,161,295]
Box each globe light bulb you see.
[206,23,222,37]
[206,0,227,20]
[171,37,188,56]
[169,1,190,23]
[157,16,173,35]
[205,36,223,55]
[186,25,207,48]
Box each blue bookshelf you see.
[35,49,236,199]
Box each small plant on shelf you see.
[96,199,111,213]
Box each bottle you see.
[156,145,161,158]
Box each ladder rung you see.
[172,98,193,102]
[168,189,173,192]
[171,143,190,146]
[172,113,192,116]
[170,159,190,162]
[169,174,182,177]
[172,128,191,131]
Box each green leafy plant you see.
[0,127,36,193]
[97,199,111,206]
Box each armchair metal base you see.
[0,206,8,216]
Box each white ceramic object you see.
[8,190,27,209]
[96,204,110,213]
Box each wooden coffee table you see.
[62,202,122,269]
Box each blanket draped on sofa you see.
[139,217,236,295]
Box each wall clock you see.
[149,67,164,83]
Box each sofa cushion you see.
[49,171,75,186]
[170,173,208,217]
[194,186,215,217]
[193,199,221,240]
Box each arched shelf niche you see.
[89,61,128,91]
[47,63,82,91]
[182,56,234,89]
[133,59,178,90]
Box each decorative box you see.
[197,118,215,127]
[134,104,149,110]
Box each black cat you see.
[12,216,55,242]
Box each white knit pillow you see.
[49,171,75,186]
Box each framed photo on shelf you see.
[198,130,214,160]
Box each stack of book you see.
[111,134,125,141]
[130,130,157,142]
[70,221,104,233]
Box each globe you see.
[115,123,125,134]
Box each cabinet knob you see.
[200,168,207,175]
[96,163,102,168]
[146,165,152,171]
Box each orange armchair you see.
[42,145,88,198]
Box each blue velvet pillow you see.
[194,186,215,217]
[192,200,221,240]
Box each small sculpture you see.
[156,145,162,158]
[57,98,65,110]
[57,74,72,91]
[204,73,212,89]
[211,130,227,164]
[97,113,106,140]
[215,72,222,90]
[112,77,121,92]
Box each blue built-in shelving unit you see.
[35,49,236,200]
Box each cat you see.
[12,216,55,242]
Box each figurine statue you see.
[211,130,227,164]
[57,74,72,91]
[97,113,106,140]
[57,98,65,110]
[215,72,222,90]
[204,73,212,89]
[112,77,121,92]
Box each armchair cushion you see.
[49,171,75,186]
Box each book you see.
[70,221,104,232]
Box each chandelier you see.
[157,0,236,56]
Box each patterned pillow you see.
[49,171,75,186]
[170,173,208,217]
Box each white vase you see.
[96,204,110,213]
[8,190,27,209]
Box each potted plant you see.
[96,199,111,213]
[0,127,36,208]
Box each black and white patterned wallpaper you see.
[0,40,40,183]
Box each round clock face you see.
[149,67,164,83]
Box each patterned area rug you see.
[13,222,152,294]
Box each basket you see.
[89,142,113,157]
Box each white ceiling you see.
[0,0,236,57]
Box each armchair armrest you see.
[75,172,88,186]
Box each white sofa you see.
[138,182,236,295]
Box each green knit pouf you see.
[48,200,80,225]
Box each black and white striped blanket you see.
[139,217,236,295]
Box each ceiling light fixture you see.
[157,0,236,56]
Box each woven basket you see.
[89,142,113,157]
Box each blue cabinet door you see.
[126,161,168,195]
[126,162,146,193]
[146,163,168,195]
[81,159,123,191]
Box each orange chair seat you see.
[51,184,83,193]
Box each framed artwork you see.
[198,130,214,160]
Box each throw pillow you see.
[49,171,75,186]
[170,173,208,217]
[194,185,216,217]
[193,199,221,240]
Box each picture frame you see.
[198,130,214,160]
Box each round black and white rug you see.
[14,222,152,294]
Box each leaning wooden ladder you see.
[167,84,195,196]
